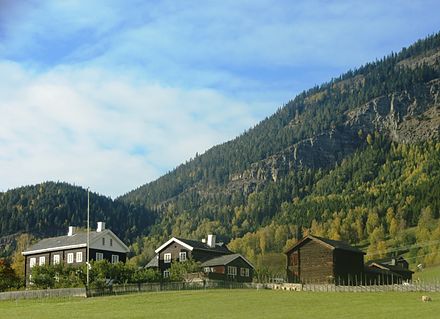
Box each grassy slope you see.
[2,290,440,319]
[414,265,440,282]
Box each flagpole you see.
[86,188,90,290]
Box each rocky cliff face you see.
[346,79,440,143]
[226,78,440,194]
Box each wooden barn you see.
[285,235,365,284]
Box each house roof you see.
[364,265,401,277]
[23,229,129,255]
[201,253,255,269]
[285,234,365,255]
[367,262,414,274]
[145,256,159,268]
[366,256,408,266]
[154,237,231,254]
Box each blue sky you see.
[0,1,439,197]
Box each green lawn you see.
[2,289,440,319]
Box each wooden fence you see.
[87,280,259,297]
[302,282,440,292]
[2,280,440,301]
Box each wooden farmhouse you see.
[22,222,129,286]
[147,235,255,282]
[201,253,254,282]
[285,235,365,284]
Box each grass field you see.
[1,289,440,319]
[413,265,440,282]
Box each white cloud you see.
[0,62,264,197]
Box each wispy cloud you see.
[0,61,262,196]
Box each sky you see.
[0,1,439,198]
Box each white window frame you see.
[179,251,187,262]
[102,237,105,246]
[53,254,60,265]
[110,238,113,247]
[76,252,83,263]
[163,269,170,278]
[240,267,250,277]
[39,256,46,266]
[30,257,36,268]
[111,254,119,264]
[96,252,104,261]
[164,253,171,263]
[227,266,237,276]
[67,253,74,264]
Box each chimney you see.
[207,234,216,248]
[68,226,75,236]
[97,222,105,232]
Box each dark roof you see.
[364,265,401,277]
[174,237,231,254]
[367,262,414,274]
[145,256,159,268]
[285,235,365,254]
[201,254,254,269]
[24,230,110,253]
[366,256,408,266]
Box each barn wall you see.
[298,240,334,283]
[333,250,364,283]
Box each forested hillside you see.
[123,33,440,268]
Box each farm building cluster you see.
[285,235,413,284]
[23,224,412,286]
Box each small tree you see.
[31,264,56,289]
[0,259,20,291]
[131,268,161,283]
[169,259,201,281]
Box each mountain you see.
[0,182,156,257]
[2,33,440,268]
[120,33,440,264]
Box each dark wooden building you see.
[201,254,254,282]
[365,256,413,283]
[285,235,365,284]
[22,222,129,286]
[148,235,254,282]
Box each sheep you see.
[422,295,432,302]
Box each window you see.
[39,256,46,266]
[96,252,104,261]
[240,268,250,277]
[67,253,74,264]
[53,254,60,265]
[164,253,171,263]
[112,254,119,264]
[110,238,113,247]
[76,252,83,263]
[227,266,237,276]
[102,237,105,246]
[179,251,187,262]
[163,269,170,278]
[30,257,36,268]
